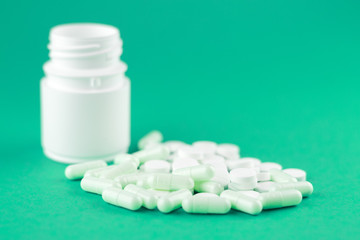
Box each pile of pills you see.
[65,131,313,215]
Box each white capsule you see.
[206,161,230,186]
[84,165,118,178]
[114,154,140,167]
[102,187,143,211]
[229,168,257,190]
[124,184,157,209]
[114,172,149,187]
[238,190,261,199]
[99,161,138,179]
[80,177,122,195]
[145,173,194,191]
[216,143,240,159]
[283,168,307,181]
[269,169,298,183]
[172,164,215,181]
[157,189,192,213]
[192,141,217,156]
[142,160,171,173]
[133,145,170,164]
[182,194,231,214]
[260,190,302,209]
[228,182,261,193]
[255,181,276,193]
[137,130,163,150]
[257,172,271,182]
[65,160,107,180]
[220,190,262,215]
[194,181,224,195]
[260,162,282,172]
[270,181,314,197]
[226,159,255,170]
[147,189,171,199]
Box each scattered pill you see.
[269,169,298,183]
[133,145,170,164]
[142,160,171,173]
[257,172,271,182]
[138,130,163,150]
[260,162,282,172]
[283,168,306,181]
[177,145,204,160]
[226,159,255,170]
[65,160,107,180]
[102,187,143,211]
[194,181,224,195]
[216,143,240,159]
[255,181,276,193]
[172,164,215,181]
[260,190,302,209]
[182,194,231,214]
[229,168,257,190]
[192,141,217,156]
[145,173,194,191]
[157,189,192,213]
[270,181,314,197]
[124,184,157,209]
[114,172,149,188]
[220,190,263,215]
[164,141,188,153]
[99,161,138,179]
[114,154,140,167]
[81,176,122,195]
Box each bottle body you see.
[41,23,130,163]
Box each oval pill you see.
[114,154,140,167]
[269,169,298,183]
[260,189,302,209]
[81,176,122,195]
[216,143,240,159]
[172,164,215,181]
[145,173,194,191]
[142,160,171,173]
[157,189,192,213]
[99,161,138,179]
[270,181,314,197]
[182,194,231,214]
[220,190,263,215]
[102,187,143,211]
[124,184,157,209]
[137,130,163,150]
[260,162,282,172]
[283,168,307,181]
[65,160,107,180]
[133,145,170,164]
[194,181,224,195]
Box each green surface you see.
[1,0,360,239]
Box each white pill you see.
[255,181,276,193]
[114,154,140,167]
[257,172,271,182]
[240,157,262,167]
[269,169,298,183]
[229,168,257,190]
[171,157,199,171]
[192,141,217,155]
[270,181,314,197]
[145,173,194,191]
[216,143,240,159]
[177,145,204,160]
[157,189,192,213]
[164,141,188,153]
[194,181,224,195]
[283,168,307,181]
[228,182,260,193]
[206,161,230,186]
[133,145,170,164]
[114,172,149,187]
[226,159,255,170]
[124,184,157,209]
[142,160,171,173]
[200,155,225,164]
[239,190,261,199]
[260,189,302,209]
[81,177,122,195]
[65,160,107,180]
[182,194,231,214]
[220,190,262,215]
[102,187,143,211]
[260,162,282,172]
[147,189,171,199]
[137,130,163,150]
[173,164,215,181]
[84,165,118,178]
[99,161,138,179]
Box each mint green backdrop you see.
[1,1,359,239]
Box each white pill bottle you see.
[41,23,130,163]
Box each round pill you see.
[260,162,282,172]
[216,143,240,159]
[142,160,171,173]
[257,172,271,182]
[240,157,262,167]
[283,168,306,181]
[164,141,188,153]
[229,168,257,190]
[177,146,204,160]
[192,141,218,155]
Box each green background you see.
[1,0,359,239]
